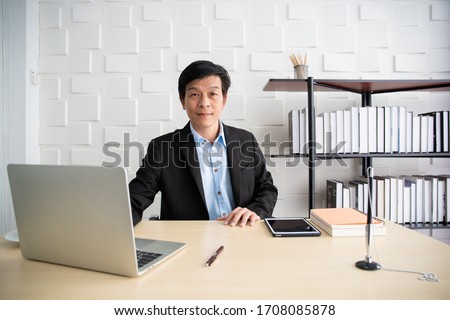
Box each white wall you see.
[30,0,450,221]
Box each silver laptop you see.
[7,164,185,277]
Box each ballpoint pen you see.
[206,245,224,266]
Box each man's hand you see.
[217,207,260,227]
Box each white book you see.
[391,106,399,152]
[323,112,331,154]
[412,115,421,153]
[350,181,364,213]
[397,177,404,224]
[359,107,369,154]
[441,175,450,225]
[388,176,398,222]
[299,108,306,154]
[316,115,324,154]
[368,107,377,153]
[330,111,337,153]
[371,177,377,217]
[406,111,413,153]
[420,115,428,153]
[288,110,300,154]
[376,107,385,153]
[336,110,344,153]
[348,107,359,153]
[403,181,411,225]
[410,176,424,223]
[384,106,392,153]
[375,177,385,219]
[327,179,343,208]
[427,116,434,152]
[437,178,445,224]
[343,109,352,153]
[435,112,442,152]
[442,111,449,152]
[425,176,438,225]
[384,176,391,221]
[348,183,357,209]
[410,180,417,224]
[398,106,407,153]
[343,185,350,208]
[422,177,431,223]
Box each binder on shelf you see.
[437,177,445,225]
[374,176,385,220]
[347,106,359,153]
[327,179,343,208]
[330,111,337,153]
[412,115,421,153]
[336,110,344,153]
[359,107,369,153]
[288,109,300,154]
[322,111,331,154]
[376,107,385,153]
[368,107,377,153]
[300,108,308,154]
[398,106,407,153]
[384,106,392,153]
[309,208,386,237]
[406,111,413,153]
[344,109,352,153]
[391,106,399,153]
[442,111,449,152]
[316,115,324,154]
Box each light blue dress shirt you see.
[190,122,235,220]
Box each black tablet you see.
[264,218,321,237]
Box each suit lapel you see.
[178,123,207,206]
[224,124,241,205]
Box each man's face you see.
[180,75,227,136]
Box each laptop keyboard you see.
[136,250,163,268]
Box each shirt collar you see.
[190,121,227,146]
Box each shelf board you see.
[267,152,450,159]
[263,79,450,94]
[406,223,449,230]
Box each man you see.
[129,60,277,227]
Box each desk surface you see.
[1,221,449,300]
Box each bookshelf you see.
[263,78,450,231]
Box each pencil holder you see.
[294,64,308,79]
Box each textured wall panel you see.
[69,24,101,50]
[40,100,67,126]
[69,123,92,145]
[105,54,138,73]
[105,28,138,54]
[107,6,132,27]
[104,100,138,126]
[139,94,172,121]
[107,77,131,99]
[68,95,100,121]
[39,78,61,100]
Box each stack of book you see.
[326,175,449,226]
[288,107,449,155]
[309,207,386,237]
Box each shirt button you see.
[214,168,218,173]
[217,191,221,195]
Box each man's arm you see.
[128,140,161,226]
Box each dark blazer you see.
[129,122,278,225]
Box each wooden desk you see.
[0,221,449,300]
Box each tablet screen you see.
[265,218,321,237]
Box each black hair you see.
[178,60,231,99]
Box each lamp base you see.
[355,260,381,271]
